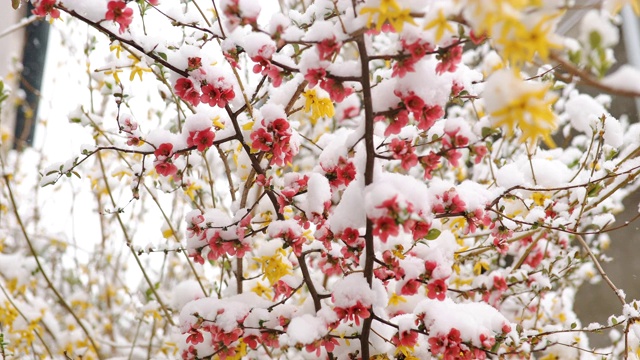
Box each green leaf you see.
[425,229,441,240]
[12,0,20,10]
[589,31,602,49]
[571,322,577,329]
[158,52,168,61]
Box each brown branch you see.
[356,33,376,360]
[551,53,640,97]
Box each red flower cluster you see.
[388,138,418,170]
[250,116,296,166]
[153,143,178,177]
[321,157,356,188]
[334,301,370,326]
[428,328,487,360]
[174,77,235,108]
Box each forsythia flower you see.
[484,69,558,148]
[253,249,292,285]
[424,8,455,43]
[359,0,416,32]
[496,14,562,66]
[462,1,563,67]
[303,89,335,124]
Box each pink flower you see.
[174,78,201,106]
[105,1,134,34]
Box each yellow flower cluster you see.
[253,249,292,285]
[463,0,563,67]
[359,0,416,32]
[303,89,335,125]
[484,69,558,148]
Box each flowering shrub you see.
[3,0,640,359]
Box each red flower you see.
[154,143,174,159]
[154,161,178,177]
[436,45,463,74]
[174,78,201,106]
[317,37,341,61]
[187,57,202,71]
[334,301,370,326]
[384,110,409,136]
[427,279,447,301]
[187,129,215,152]
[32,0,60,19]
[304,68,327,87]
[373,216,400,243]
[320,78,353,103]
[392,330,418,348]
[400,279,420,295]
[250,128,273,152]
[417,104,444,131]
[200,83,234,108]
[105,1,134,34]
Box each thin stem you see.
[1,170,103,359]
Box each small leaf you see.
[158,52,167,61]
[425,229,441,240]
[571,322,577,329]
[12,0,20,10]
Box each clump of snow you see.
[332,273,378,308]
[414,297,512,347]
[287,314,325,344]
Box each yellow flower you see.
[490,84,558,147]
[424,9,455,43]
[110,43,123,58]
[130,63,152,81]
[105,68,123,83]
[531,192,549,206]
[251,281,273,298]
[395,345,419,360]
[473,260,490,275]
[303,89,334,124]
[496,14,562,66]
[359,0,416,32]
[253,249,292,285]
[183,182,202,201]
[388,292,407,306]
